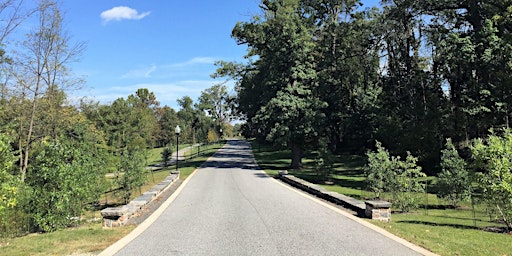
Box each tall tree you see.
[231,0,325,169]
[304,0,381,152]
[155,105,178,147]
[198,83,231,128]
[372,0,446,172]
[422,0,512,143]
[177,96,208,144]
[13,0,85,182]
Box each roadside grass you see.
[0,142,225,256]
[0,223,134,256]
[146,143,193,165]
[250,141,512,256]
[103,143,217,206]
[371,211,512,256]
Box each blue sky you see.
[44,0,380,110]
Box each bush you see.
[437,138,472,207]
[364,141,395,198]
[365,141,426,212]
[471,129,512,230]
[115,149,147,204]
[26,140,106,232]
[161,147,173,166]
[314,141,336,182]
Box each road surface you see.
[105,140,432,256]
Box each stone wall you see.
[101,171,180,228]
[278,173,392,221]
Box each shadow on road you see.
[201,140,261,171]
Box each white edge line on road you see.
[98,168,199,256]
[267,175,439,256]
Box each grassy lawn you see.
[0,142,225,256]
[0,223,134,256]
[146,143,193,165]
[250,141,512,256]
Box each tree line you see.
[0,0,232,235]
[214,0,512,228]
[215,0,512,174]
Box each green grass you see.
[146,143,193,165]
[250,141,512,256]
[0,222,134,256]
[371,211,512,256]
[0,142,226,256]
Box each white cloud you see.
[100,6,150,23]
[122,65,157,79]
[168,57,216,68]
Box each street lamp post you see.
[175,125,181,173]
[219,128,223,142]
[258,129,261,152]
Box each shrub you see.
[27,140,106,232]
[161,147,173,166]
[365,141,426,212]
[471,129,512,230]
[365,141,395,199]
[437,138,472,207]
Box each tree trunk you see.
[290,140,303,170]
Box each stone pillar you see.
[365,200,392,222]
[101,206,128,228]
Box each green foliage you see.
[365,141,426,212]
[26,139,106,232]
[391,152,427,212]
[207,129,218,144]
[471,129,512,230]
[0,133,18,220]
[161,146,173,166]
[115,149,147,204]
[314,143,336,181]
[437,138,472,207]
[198,83,231,125]
[228,0,325,169]
[364,141,395,198]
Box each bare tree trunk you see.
[290,140,303,170]
[20,87,38,182]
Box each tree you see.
[373,0,445,173]
[471,129,512,230]
[155,106,178,147]
[98,95,151,204]
[437,138,471,207]
[421,0,512,143]
[127,88,159,148]
[230,0,325,169]
[13,0,85,182]
[198,83,231,127]
[303,0,381,153]
[177,96,210,144]
[365,141,395,199]
[161,147,173,166]
[365,141,426,212]
[26,137,106,232]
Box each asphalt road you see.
[108,140,430,256]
